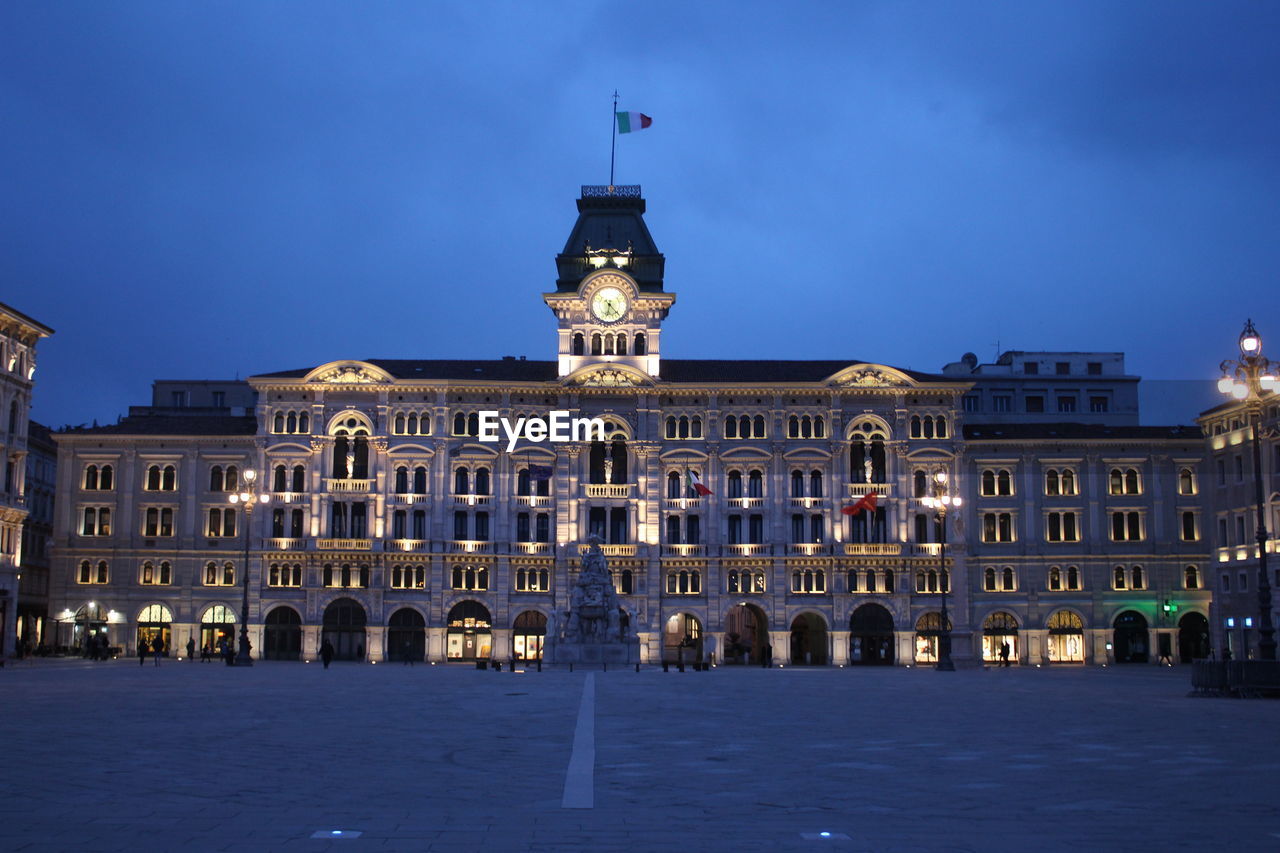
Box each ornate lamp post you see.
[228,468,269,666]
[921,468,962,671]
[1217,319,1278,661]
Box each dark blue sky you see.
[4,2,1278,429]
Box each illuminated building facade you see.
[0,302,53,659]
[46,187,1212,665]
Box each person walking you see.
[153,637,164,666]
[138,638,149,667]
[401,640,413,666]
[999,641,1011,668]
[201,643,211,663]
[185,637,196,662]
[320,639,335,669]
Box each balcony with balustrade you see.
[449,540,493,554]
[663,497,703,511]
[325,478,375,493]
[848,483,892,498]
[843,542,903,556]
[451,494,492,507]
[317,538,373,550]
[582,483,634,499]
[661,544,706,558]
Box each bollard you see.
[603,662,607,672]
[663,661,669,672]
[569,662,574,672]
[537,659,542,672]
[635,663,640,673]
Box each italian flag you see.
[616,111,652,133]
[687,470,712,497]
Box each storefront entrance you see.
[136,604,173,656]
[446,601,492,660]
[512,610,546,661]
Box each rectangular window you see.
[171,390,187,407]
[1236,515,1246,546]
[992,395,1012,413]
[1056,396,1077,413]
[963,396,981,413]
[1055,362,1070,375]
[211,391,225,408]
[1087,362,1102,376]
[1024,362,1039,375]
[982,513,1014,543]
[81,507,112,536]
[1025,396,1045,413]
[1046,512,1079,542]
[748,514,764,545]
[1111,511,1142,541]
[1181,512,1198,542]
[453,511,468,540]
[474,512,490,542]
[1089,396,1109,413]
[727,515,743,545]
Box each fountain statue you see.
[543,535,639,665]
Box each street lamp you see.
[920,468,962,671]
[228,467,270,666]
[1218,319,1278,661]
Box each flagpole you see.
[609,90,618,188]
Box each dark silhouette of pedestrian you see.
[402,641,413,666]
[219,638,233,666]
[762,642,773,668]
[321,639,335,669]
[138,639,148,667]
[152,637,163,666]
[186,637,196,662]
[999,641,1011,668]
[201,643,212,663]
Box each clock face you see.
[591,286,629,323]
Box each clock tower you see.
[545,185,675,379]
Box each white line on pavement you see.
[561,672,595,809]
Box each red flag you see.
[841,491,879,516]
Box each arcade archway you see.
[136,604,173,656]
[264,606,302,661]
[322,598,368,661]
[387,608,425,662]
[789,613,828,665]
[1178,612,1210,663]
[981,611,1019,664]
[1113,610,1149,663]
[849,603,894,665]
[724,603,768,664]
[447,601,492,660]
[513,610,547,661]
[663,613,702,663]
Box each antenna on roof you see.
[609,89,619,187]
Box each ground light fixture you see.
[228,468,270,666]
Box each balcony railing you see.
[317,538,372,550]
[789,497,829,510]
[723,543,771,557]
[583,483,634,498]
[786,543,830,556]
[662,544,706,558]
[847,483,892,498]
[578,543,637,557]
[724,497,765,509]
[449,540,493,554]
[385,539,429,552]
[911,543,943,557]
[514,495,553,508]
[452,494,492,506]
[664,497,703,511]
[325,478,375,493]
[267,538,305,551]
[513,542,551,555]
[268,491,307,504]
[843,543,902,556]
[389,493,431,505]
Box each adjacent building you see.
[46,186,1214,666]
[1,302,54,659]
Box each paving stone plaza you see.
[2,661,1277,852]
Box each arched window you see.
[690,417,703,439]
[299,412,309,433]
[1178,467,1196,495]
[910,416,922,438]
[1130,565,1144,589]
[724,416,738,439]
[790,470,804,497]
[395,466,409,493]
[145,465,161,491]
[727,470,743,499]
[467,413,479,437]
[1045,469,1059,495]
[788,416,799,438]
[273,465,287,493]
[1067,566,1080,590]
[84,465,99,490]
[572,332,585,355]
[984,567,997,591]
[923,416,935,439]
[1049,566,1062,590]
[634,332,646,355]
[914,470,927,497]
[753,415,766,437]
[747,470,763,498]
[273,412,285,432]
[591,333,602,355]
[667,471,682,499]
[292,465,306,492]
[453,413,466,435]
[814,416,825,438]
[286,412,297,433]
[1001,567,1015,590]
[394,413,406,434]
[1113,566,1127,590]
[517,468,531,496]
[809,470,823,498]
[1125,469,1140,494]
[996,470,1012,495]
[454,468,469,494]
[475,467,490,495]
[935,416,947,438]
[1184,566,1200,590]
[210,465,224,492]
[225,465,239,491]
